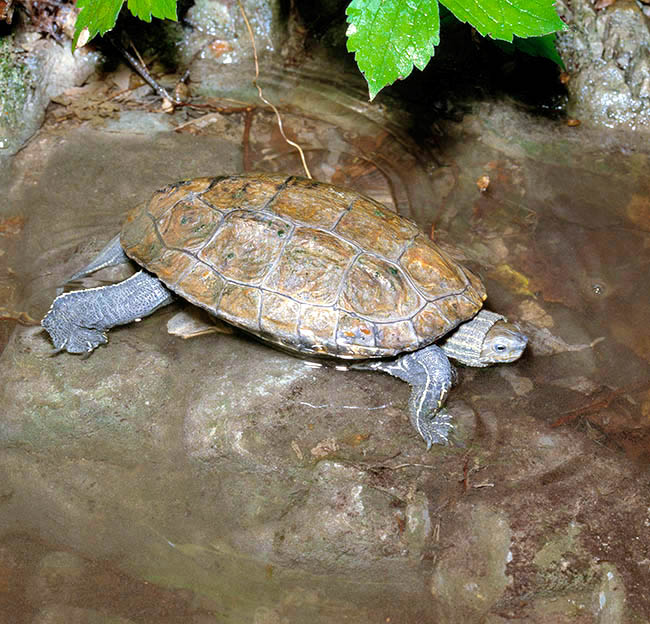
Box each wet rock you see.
[532,522,598,594]
[0,34,99,155]
[556,0,650,129]
[499,366,534,397]
[26,551,87,608]
[273,461,425,574]
[32,604,135,624]
[484,561,628,623]
[405,491,432,555]
[625,194,650,231]
[595,564,626,624]
[0,322,434,619]
[1,326,175,463]
[430,504,512,621]
[448,401,479,445]
[549,374,600,395]
[181,0,284,100]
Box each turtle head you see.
[439,309,527,367]
[480,320,528,364]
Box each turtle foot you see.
[42,270,174,356]
[413,409,454,449]
[42,293,109,355]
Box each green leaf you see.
[511,33,565,68]
[440,0,565,41]
[73,0,125,49]
[127,0,176,23]
[72,0,177,50]
[346,0,440,100]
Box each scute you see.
[157,197,222,252]
[201,175,283,212]
[337,311,376,356]
[400,235,473,299]
[375,320,418,352]
[334,197,419,260]
[298,305,338,354]
[267,176,354,228]
[264,227,356,306]
[147,178,214,219]
[175,263,226,309]
[198,210,290,284]
[260,292,300,342]
[219,283,261,331]
[340,254,421,321]
[121,174,487,359]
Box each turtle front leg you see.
[42,270,174,354]
[353,344,456,448]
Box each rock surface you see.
[556,0,650,128]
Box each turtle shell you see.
[120,174,486,359]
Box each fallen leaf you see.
[476,174,490,192]
[310,438,339,458]
[0,216,24,237]
[490,264,535,297]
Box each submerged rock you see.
[556,0,650,129]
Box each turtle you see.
[42,174,527,447]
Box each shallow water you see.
[1,65,649,622]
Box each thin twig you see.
[112,39,178,105]
[0,310,38,325]
[237,0,311,179]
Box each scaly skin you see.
[352,344,455,447]
[42,270,174,354]
[353,311,528,447]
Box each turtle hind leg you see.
[42,270,174,354]
[353,344,456,448]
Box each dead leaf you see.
[310,438,339,458]
[518,299,554,328]
[626,194,650,231]
[476,174,490,192]
[0,216,24,237]
[490,264,535,297]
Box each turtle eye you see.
[495,344,507,353]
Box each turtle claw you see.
[46,340,67,357]
[414,410,454,449]
[43,321,108,355]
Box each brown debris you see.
[208,40,233,58]
[48,82,123,125]
[594,0,617,9]
[0,0,15,23]
[0,309,38,325]
[476,174,490,193]
[310,438,339,458]
[550,382,648,432]
[15,0,78,41]
[0,216,25,237]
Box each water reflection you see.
[1,62,649,623]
